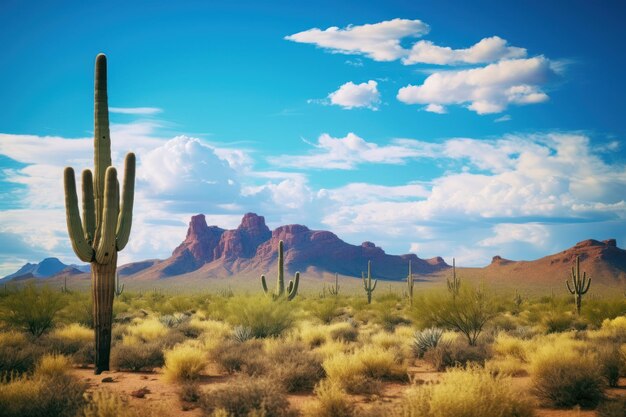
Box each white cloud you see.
[397,57,553,114]
[269,132,438,169]
[425,103,446,114]
[478,223,549,247]
[109,107,163,115]
[494,115,512,122]
[319,182,429,204]
[328,80,380,110]
[403,36,526,65]
[285,18,429,61]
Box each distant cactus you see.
[61,276,70,294]
[514,291,523,309]
[566,256,591,315]
[447,258,460,300]
[362,260,377,304]
[328,273,340,296]
[407,260,414,306]
[261,240,299,301]
[114,272,124,297]
[63,54,136,374]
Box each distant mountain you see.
[2,258,90,281]
[483,238,626,286]
[129,213,449,280]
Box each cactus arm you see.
[371,279,378,292]
[95,167,119,264]
[566,280,575,294]
[115,152,136,250]
[362,272,367,290]
[287,280,294,294]
[81,169,96,243]
[276,240,285,297]
[581,276,591,294]
[287,272,300,301]
[261,275,269,295]
[64,167,94,262]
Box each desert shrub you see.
[180,381,201,403]
[329,321,358,342]
[492,332,528,361]
[302,380,354,417]
[596,343,623,387]
[413,327,444,358]
[530,343,604,408]
[597,398,626,417]
[543,311,576,333]
[0,331,43,375]
[310,298,341,324]
[0,284,64,337]
[83,389,137,417]
[111,342,164,371]
[199,375,296,417]
[415,287,498,346]
[46,323,94,365]
[0,354,86,417]
[124,317,168,344]
[187,317,232,339]
[323,345,407,394]
[398,364,534,417]
[59,292,93,327]
[582,299,626,328]
[423,338,491,371]
[600,315,626,341]
[485,356,528,377]
[210,339,266,375]
[227,296,293,338]
[159,313,188,328]
[297,321,328,347]
[265,340,324,392]
[373,302,410,331]
[163,342,206,382]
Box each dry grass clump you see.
[227,296,293,338]
[82,389,137,417]
[46,323,95,366]
[264,340,325,392]
[0,354,86,417]
[328,321,358,342]
[423,338,491,371]
[398,365,534,417]
[52,323,93,342]
[530,341,604,408]
[297,321,329,347]
[199,375,296,417]
[0,330,42,375]
[163,342,207,382]
[210,339,266,375]
[492,332,528,361]
[111,342,164,372]
[302,380,355,417]
[599,315,626,340]
[323,345,407,394]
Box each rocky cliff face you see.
[152,212,448,279]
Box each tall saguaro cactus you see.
[566,256,591,315]
[362,260,377,304]
[447,258,460,300]
[407,260,414,306]
[63,54,135,374]
[261,240,299,301]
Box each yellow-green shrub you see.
[163,342,206,382]
[123,317,168,344]
[398,365,533,417]
[302,380,354,417]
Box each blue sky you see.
[1,0,626,275]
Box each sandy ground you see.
[72,363,626,417]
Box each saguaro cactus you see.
[407,260,414,306]
[362,260,377,304]
[63,54,135,374]
[566,256,591,315]
[328,272,340,296]
[447,258,460,300]
[261,240,299,301]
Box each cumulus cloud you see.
[269,132,438,169]
[397,57,553,114]
[328,80,380,110]
[285,18,429,61]
[424,103,446,114]
[478,223,549,247]
[403,36,526,65]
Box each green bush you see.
[227,296,293,338]
[0,331,43,375]
[0,284,65,337]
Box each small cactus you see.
[362,260,377,304]
[114,272,124,297]
[261,240,299,301]
[407,260,414,306]
[514,291,523,309]
[447,258,460,300]
[61,276,70,294]
[566,256,591,315]
[328,273,340,296]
